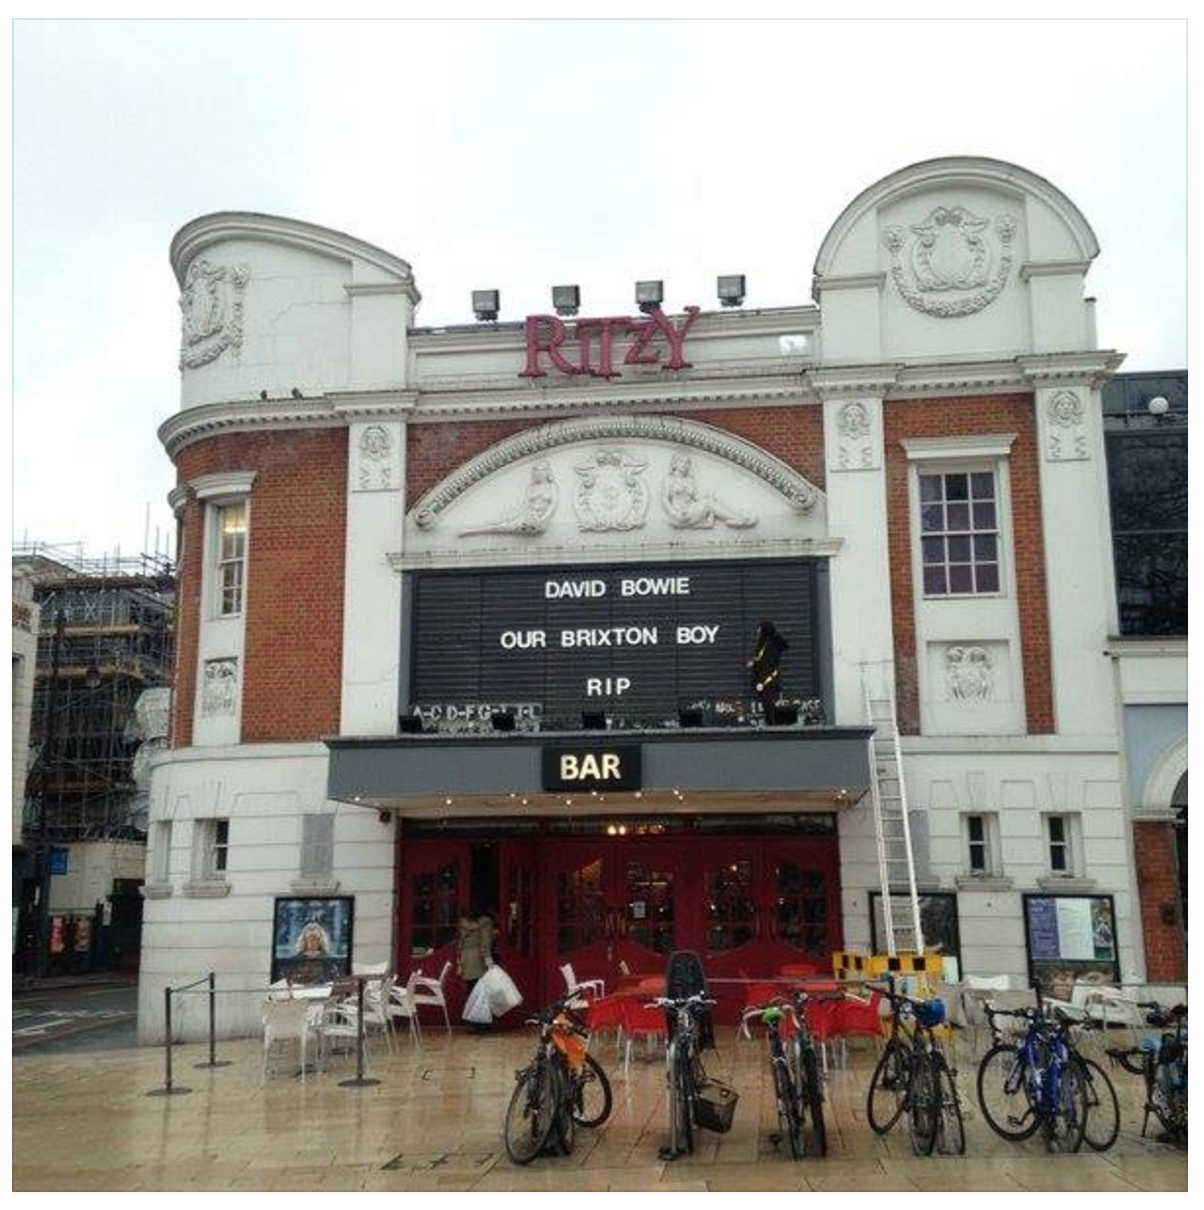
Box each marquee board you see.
[408,559,821,725]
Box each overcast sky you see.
[11,18,1187,561]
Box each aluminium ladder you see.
[862,665,924,958]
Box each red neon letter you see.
[648,305,700,370]
[518,315,583,378]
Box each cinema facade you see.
[139,157,1176,1038]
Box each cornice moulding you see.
[167,485,190,517]
[189,470,257,499]
[169,211,421,303]
[1019,259,1093,281]
[1017,350,1126,388]
[813,271,887,293]
[902,433,1017,460]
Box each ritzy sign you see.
[518,307,700,379]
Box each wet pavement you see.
[12,981,137,1053]
[11,1025,1188,1191]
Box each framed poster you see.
[869,891,961,972]
[1022,893,1120,1001]
[271,896,354,984]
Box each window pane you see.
[974,534,998,562]
[922,537,944,565]
[1114,532,1187,636]
[970,472,995,500]
[974,563,1000,593]
[949,565,974,593]
[948,535,971,562]
[923,566,947,595]
[945,474,969,501]
[1048,817,1065,843]
[972,502,997,530]
[967,816,984,842]
[921,505,944,533]
[1050,846,1067,872]
[946,503,970,531]
[919,475,943,503]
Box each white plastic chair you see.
[262,998,315,1082]
[560,963,605,1005]
[388,970,424,1045]
[316,995,370,1070]
[412,960,452,1034]
[361,974,398,1053]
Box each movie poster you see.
[271,897,354,984]
[1024,894,1119,1000]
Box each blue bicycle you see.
[976,1005,1088,1152]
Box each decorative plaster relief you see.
[883,206,1016,318]
[1044,390,1090,462]
[573,449,649,532]
[661,453,756,529]
[460,460,559,537]
[945,645,993,700]
[833,400,878,471]
[201,658,239,717]
[411,414,819,531]
[355,424,395,491]
[179,260,249,369]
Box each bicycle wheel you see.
[661,1042,694,1159]
[504,1061,558,1165]
[908,1050,939,1156]
[1043,1058,1087,1153]
[798,1041,827,1157]
[933,1052,966,1155]
[977,1042,1042,1142]
[1077,1055,1120,1152]
[867,1038,913,1135]
[772,1053,804,1160]
[571,1053,613,1128]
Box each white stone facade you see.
[142,157,1148,1040]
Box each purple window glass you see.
[975,564,1000,593]
[920,475,943,503]
[921,505,944,532]
[949,565,974,593]
[923,566,948,594]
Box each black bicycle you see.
[503,997,613,1165]
[743,992,828,1159]
[1107,1001,1187,1146]
[866,981,964,1156]
[650,992,733,1159]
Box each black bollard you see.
[194,972,232,1069]
[339,975,381,1088]
[147,985,192,1096]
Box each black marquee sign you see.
[542,744,642,792]
[408,558,821,725]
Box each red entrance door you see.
[497,840,540,1020]
[398,841,469,1016]
[541,841,614,1001]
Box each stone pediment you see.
[402,414,828,567]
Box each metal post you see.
[339,975,381,1088]
[147,985,191,1096]
[194,972,231,1069]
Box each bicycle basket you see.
[693,1077,739,1133]
[913,999,946,1029]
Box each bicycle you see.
[976,1004,1089,1153]
[503,996,613,1165]
[866,981,964,1156]
[742,992,828,1159]
[649,992,731,1160]
[1106,1001,1187,1146]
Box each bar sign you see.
[542,745,642,792]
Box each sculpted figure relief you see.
[179,259,250,368]
[945,646,993,701]
[460,460,559,537]
[661,453,756,529]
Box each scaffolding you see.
[14,541,175,843]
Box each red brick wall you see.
[1133,821,1187,982]
[883,394,1054,735]
[172,429,348,746]
[405,404,825,508]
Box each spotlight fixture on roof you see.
[552,285,580,317]
[581,711,607,731]
[491,709,516,732]
[472,289,500,322]
[635,280,664,313]
[717,274,746,307]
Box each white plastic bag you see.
[461,963,523,1022]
